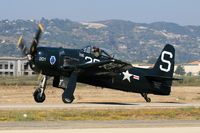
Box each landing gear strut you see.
[33,75,47,103]
[62,71,78,104]
[141,93,151,103]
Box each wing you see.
[79,59,132,76]
[78,59,115,69]
[61,56,132,76]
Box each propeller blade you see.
[30,23,44,56]
[17,35,29,56]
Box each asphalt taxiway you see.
[1,128,200,133]
[1,120,200,129]
[0,127,200,133]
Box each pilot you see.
[92,47,101,57]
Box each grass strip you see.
[0,108,200,121]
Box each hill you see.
[0,18,200,63]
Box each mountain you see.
[0,18,200,63]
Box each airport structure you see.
[181,60,200,76]
[0,57,199,76]
[0,57,34,76]
[134,61,200,76]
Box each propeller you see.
[30,23,44,57]
[17,24,45,82]
[17,35,29,56]
[17,23,44,61]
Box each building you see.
[0,57,35,76]
[181,60,200,76]
[132,64,152,69]
[134,61,200,76]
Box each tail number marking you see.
[159,51,173,72]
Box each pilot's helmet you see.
[94,48,100,52]
[92,46,98,52]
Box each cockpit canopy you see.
[82,45,112,58]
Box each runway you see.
[0,102,200,110]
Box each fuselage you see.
[31,46,169,96]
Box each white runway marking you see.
[1,127,200,133]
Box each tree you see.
[187,72,192,76]
[175,65,186,75]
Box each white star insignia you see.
[122,70,132,82]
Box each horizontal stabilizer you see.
[146,75,182,82]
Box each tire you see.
[33,89,46,103]
[146,97,151,103]
[62,93,74,104]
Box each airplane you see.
[17,24,177,104]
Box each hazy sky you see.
[1,0,200,25]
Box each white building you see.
[182,61,200,76]
[133,60,200,76]
[0,57,35,76]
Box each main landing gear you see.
[33,75,47,103]
[141,93,151,103]
[62,71,78,104]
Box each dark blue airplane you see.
[17,24,177,104]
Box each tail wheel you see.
[145,97,151,103]
[141,93,151,103]
[33,88,46,103]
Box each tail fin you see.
[152,44,175,77]
[147,44,175,95]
